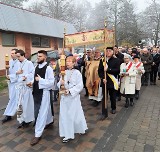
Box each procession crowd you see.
[1,46,160,146]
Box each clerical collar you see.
[21,58,27,63]
[67,67,74,70]
[38,62,47,68]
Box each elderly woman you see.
[120,54,137,108]
[133,55,145,99]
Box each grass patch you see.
[0,77,8,91]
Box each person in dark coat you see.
[140,48,153,86]
[98,47,120,120]
[150,48,160,85]
[81,50,92,96]
[114,45,124,101]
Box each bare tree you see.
[139,0,160,46]
[108,0,124,45]
[28,1,45,15]
[117,0,141,46]
[86,0,110,30]
[0,0,28,7]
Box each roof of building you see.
[0,3,77,38]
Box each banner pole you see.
[113,25,116,55]
[59,26,66,97]
[104,20,108,111]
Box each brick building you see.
[0,3,76,76]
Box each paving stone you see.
[128,134,137,140]
[144,144,154,152]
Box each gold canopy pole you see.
[113,25,116,55]
[5,54,9,76]
[59,26,66,95]
[104,20,108,110]
[84,45,86,59]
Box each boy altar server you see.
[58,56,88,143]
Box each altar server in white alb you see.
[2,49,20,124]
[30,50,54,146]
[58,56,88,143]
[15,49,35,128]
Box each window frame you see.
[32,35,50,48]
[1,32,16,47]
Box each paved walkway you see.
[112,83,160,152]
[0,81,160,152]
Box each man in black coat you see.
[114,45,124,101]
[150,48,160,85]
[140,48,153,86]
[98,47,120,120]
[81,50,92,96]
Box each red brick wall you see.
[0,69,5,76]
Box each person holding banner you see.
[120,54,137,108]
[2,49,20,124]
[98,47,120,120]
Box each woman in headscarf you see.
[120,53,137,108]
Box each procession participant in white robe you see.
[120,53,137,108]
[133,55,145,99]
[30,50,54,146]
[2,49,20,124]
[58,56,88,143]
[15,49,34,128]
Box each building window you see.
[2,33,15,46]
[32,36,40,47]
[58,39,63,48]
[41,37,50,47]
[32,36,50,48]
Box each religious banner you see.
[65,29,114,47]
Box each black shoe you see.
[150,82,154,85]
[130,98,134,106]
[44,121,54,129]
[92,101,99,107]
[23,122,32,128]
[98,115,107,121]
[135,90,139,100]
[135,94,139,100]
[153,82,156,85]
[17,121,25,129]
[125,101,129,108]
[111,110,116,114]
[130,102,134,106]
[2,116,12,124]
[117,96,121,101]
[158,78,160,80]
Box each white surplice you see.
[16,59,34,123]
[4,59,20,116]
[58,69,88,139]
[35,62,54,137]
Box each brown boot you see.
[30,137,41,146]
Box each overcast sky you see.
[24,0,149,12]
